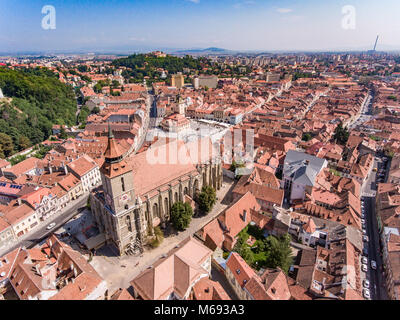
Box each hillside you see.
[0,67,77,158]
[112,53,211,83]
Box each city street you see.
[361,156,388,300]
[348,90,373,130]
[0,194,89,257]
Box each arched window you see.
[125,215,132,232]
[121,177,126,192]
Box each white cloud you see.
[276,8,293,14]
[234,1,255,9]
[187,0,200,3]
[129,37,146,41]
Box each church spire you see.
[101,124,132,178]
[104,123,123,163]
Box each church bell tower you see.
[100,125,135,215]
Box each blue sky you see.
[1,0,400,52]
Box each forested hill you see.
[0,67,77,158]
[112,54,211,81]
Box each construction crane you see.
[373,35,379,51]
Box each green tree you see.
[93,83,102,93]
[77,65,89,73]
[198,186,216,214]
[170,201,193,231]
[230,160,245,172]
[263,234,293,274]
[91,106,100,114]
[333,122,349,145]
[10,154,27,165]
[17,135,31,151]
[59,126,68,139]
[302,132,313,142]
[0,67,77,151]
[0,133,14,157]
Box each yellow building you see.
[171,74,185,89]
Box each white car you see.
[363,288,371,299]
[361,213,365,219]
[46,222,56,230]
[362,224,367,230]
[371,260,377,270]
[363,279,370,289]
[363,236,369,242]
[362,257,368,264]
[361,219,366,224]
[362,264,368,272]
[362,229,367,235]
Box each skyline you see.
[1,0,400,54]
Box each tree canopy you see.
[198,186,217,214]
[333,122,350,145]
[170,201,193,231]
[0,67,77,157]
[112,54,211,82]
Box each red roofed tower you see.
[100,124,135,216]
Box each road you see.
[348,90,374,130]
[1,91,153,257]
[361,156,388,300]
[134,93,152,153]
[0,195,89,256]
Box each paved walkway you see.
[90,177,236,293]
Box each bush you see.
[150,226,164,248]
[154,226,164,242]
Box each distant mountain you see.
[173,47,232,54]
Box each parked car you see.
[363,235,369,242]
[362,229,367,235]
[46,222,56,230]
[362,257,368,264]
[362,224,367,230]
[361,219,366,224]
[363,279,370,289]
[361,213,365,219]
[362,264,368,272]
[363,247,369,256]
[363,288,371,299]
[371,260,377,270]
